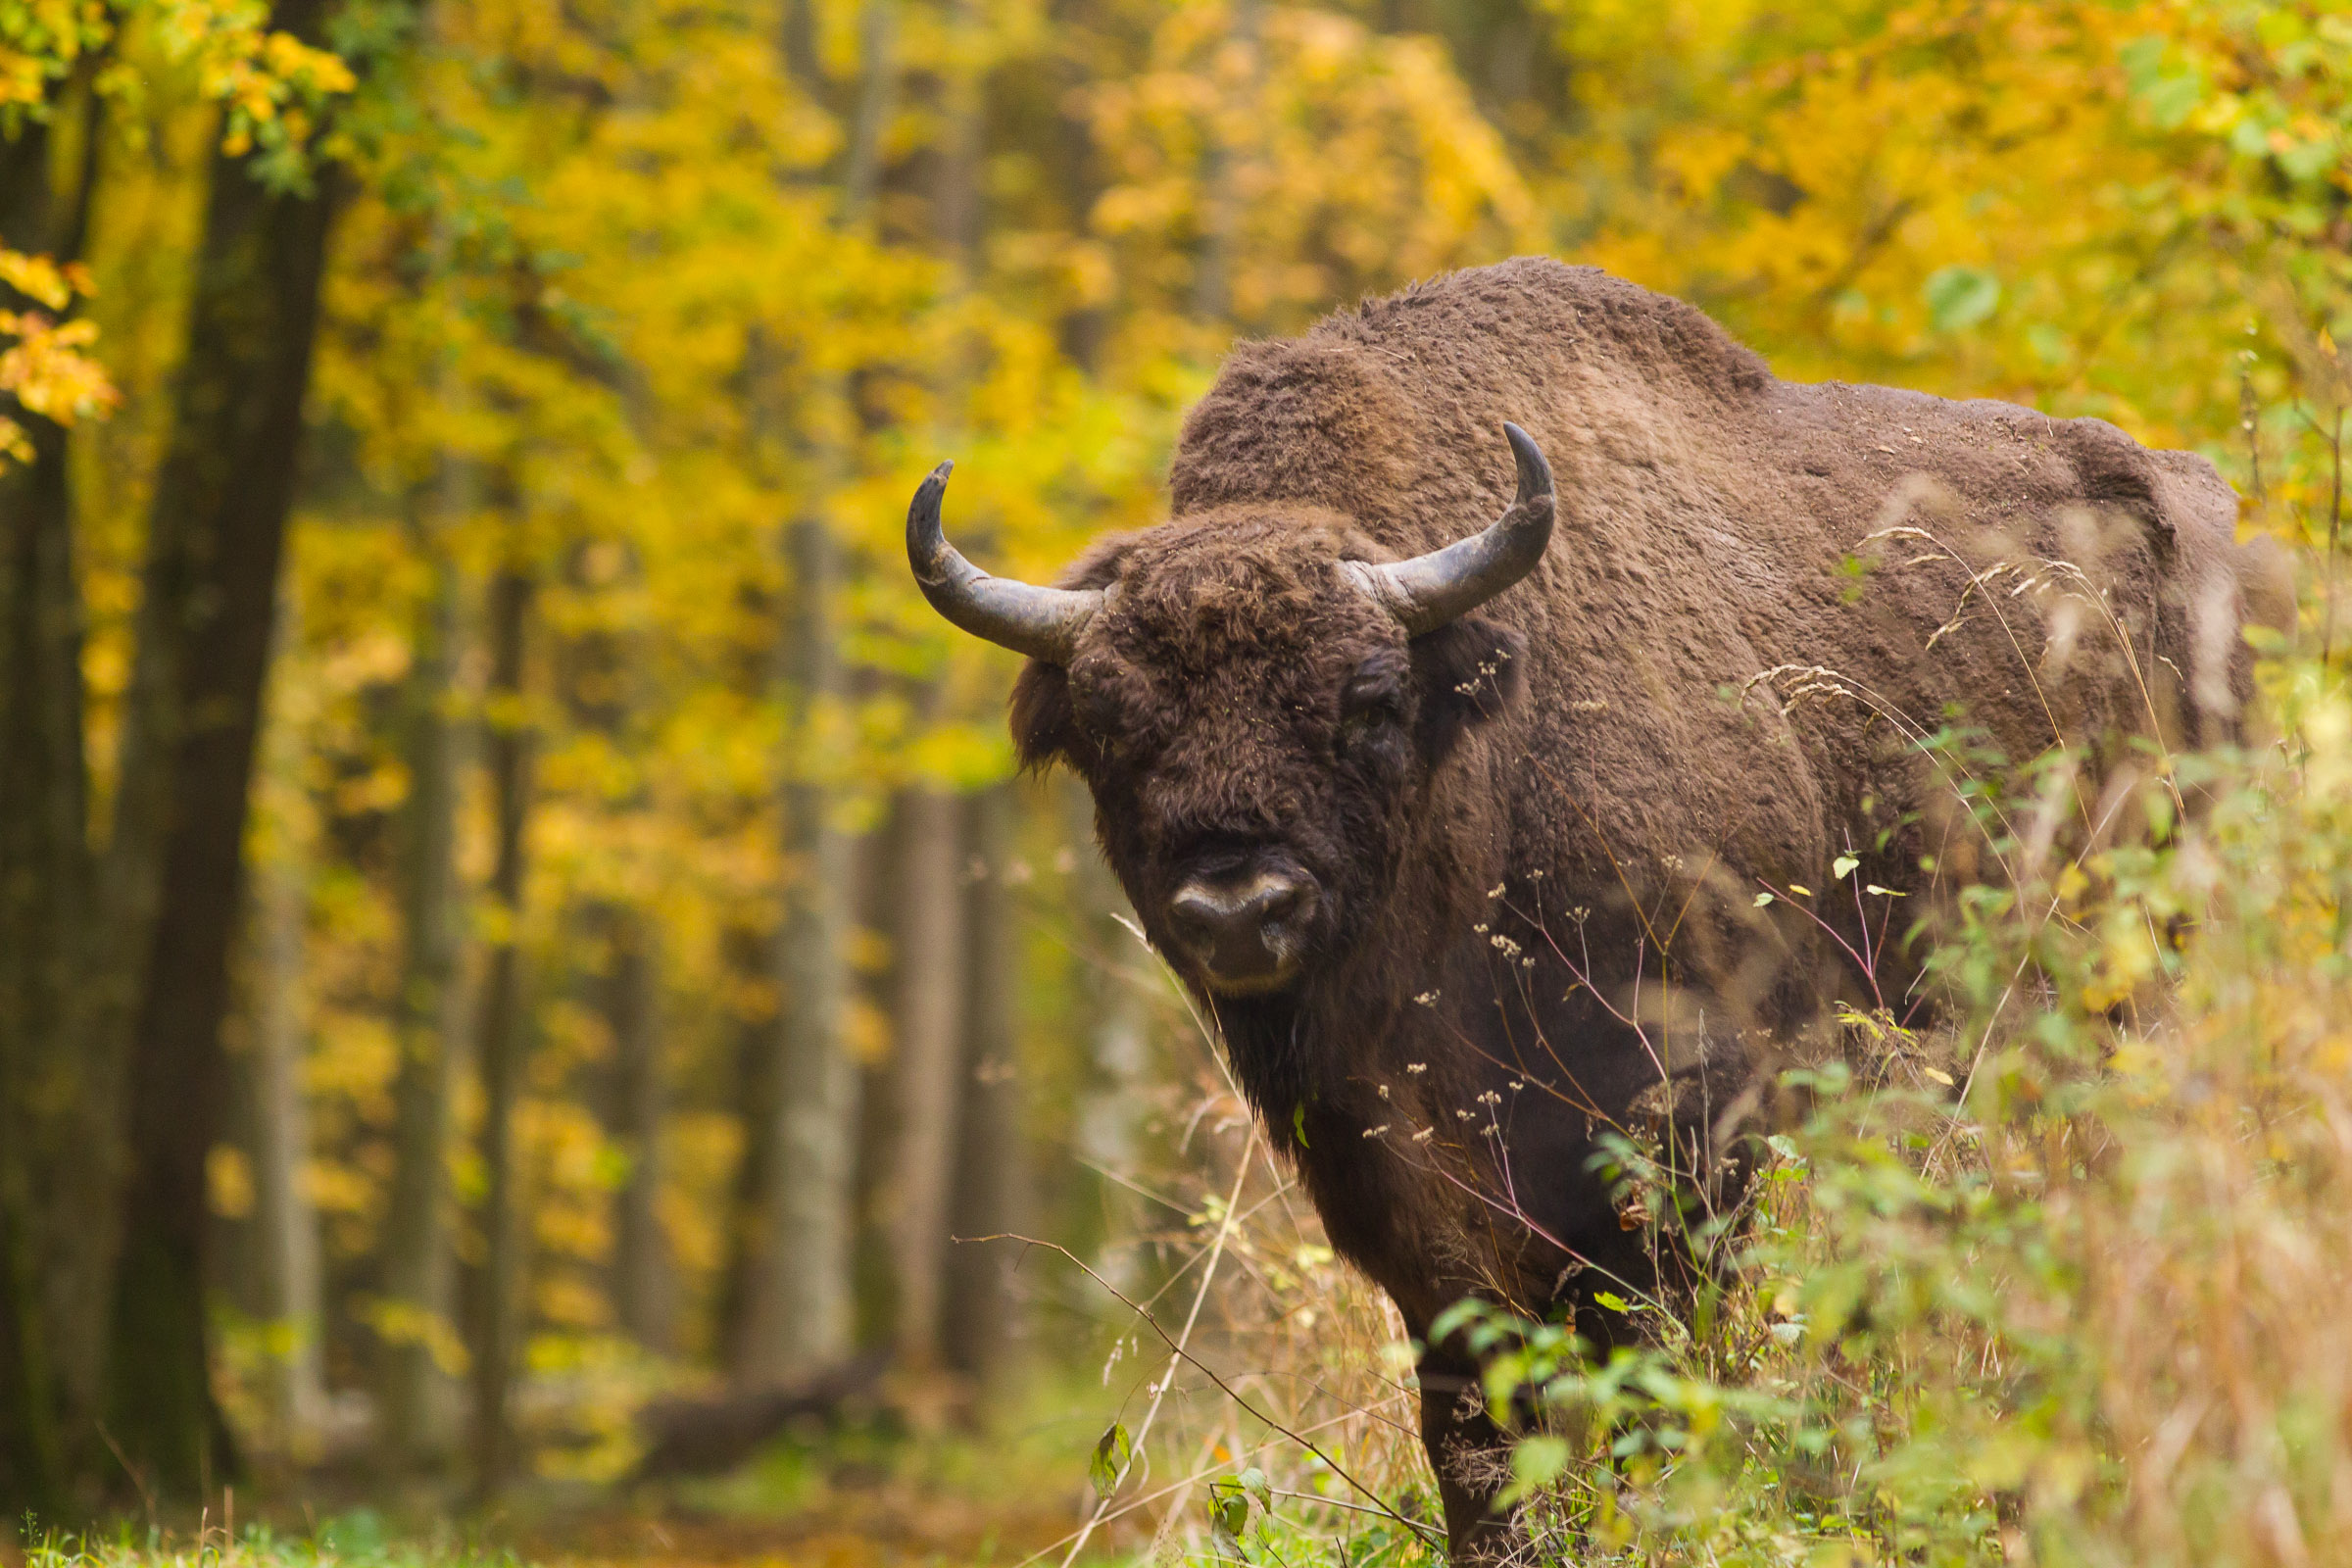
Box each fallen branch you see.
[627,1350,889,1481]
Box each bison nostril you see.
[1252,881,1307,924]
[1169,888,1227,946]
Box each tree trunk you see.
[1065,780,1152,1281]
[756,513,859,1380]
[886,785,967,1368]
[1191,0,1263,323]
[943,785,1032,1393]
[105,2,343,1493]
[849,827,897,1351]
[604,908,670,1352]
[736,0,897,1386]
[715,923,781,1379]
[0,92,99,1520]
[243,637,327,1463]
[887,0,988,1382]
[467,562,535,1503]
[375,547,467,1469]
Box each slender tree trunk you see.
[247,844,328,1462]
[715,923,781,1378]
[848,826,897,1350]
[105,2,345,1491]
[549,534,670,1356]
[886,786,968,1368]
[468,562,535,1503]
[841,1,897,213]
[762,513,858,1378]
[376,548,467,1469]
[1191,0,1263,324]
[934,0,983,273]
[739,0,897,1388]
[943,785,1032,1392]
[248,800,325,1458]
[889,0,989,1383]
[604,909,670,1352]
[237,584,327,1464]
[0,96,97,1521]
[1065,781,1151,1280]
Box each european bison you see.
[903,258,2279,1556]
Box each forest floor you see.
[15,1485,1091,1568]
[11,1401,1130,1568]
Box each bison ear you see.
[1004,535,1137,769]
[1009,660,1076,770]
[1411,614,1526,762]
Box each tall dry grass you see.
[1037,972,1441,1568]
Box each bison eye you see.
[1338,671,1404,750]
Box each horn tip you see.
[907,464,954,574]
[1501,422,1552,488]
[914,461,954,503]
[1501,421,1554,505]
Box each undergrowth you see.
[1158,651,2352,1568]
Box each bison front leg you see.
[1416,1339,1519,1563]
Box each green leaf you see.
[2278,133,2338,183]
[1238,1466,1271,1508]
[1430,1298,1488,1342]
[2143,69,2205,129]
[1593,1291,1631,1313]
[1923,266,2001,332]
[1088,1423,1131,1500]
[1753,891,1774,906]
[1504,1435,1570,1502]
[1833,855,1860,880]
[2118,34,2166,92]
[1292,1102,1310,1149]
[1209,1476,1252,1554]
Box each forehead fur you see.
[1092,504,1396,676]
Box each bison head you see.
[906,426,1553,998]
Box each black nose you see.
[1167,868,1318,992]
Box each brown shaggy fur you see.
[998,258,2283,1558]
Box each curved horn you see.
[1346,422,1555,635]
[906,461,1102,663]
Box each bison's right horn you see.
[906,461,1103,663]
[1347,422,1555,635]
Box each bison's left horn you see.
[1347,422,1555,635]
[906,462,1103,662]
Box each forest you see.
[3,1,2352,1565]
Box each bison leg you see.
[1416,1340,1518,1563]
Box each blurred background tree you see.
[0,0,2344,1533]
